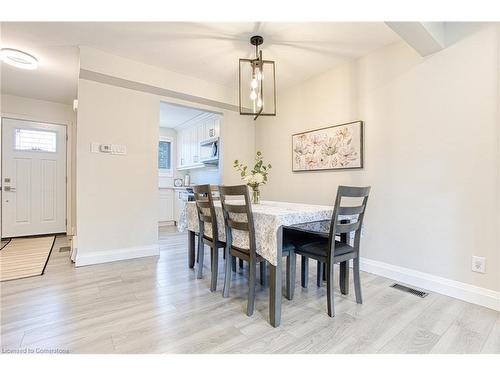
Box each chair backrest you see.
[192,184,218,243]
[329,185,371,253]
[218,185,257,257]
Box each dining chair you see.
[192,184,225,292]
[292,185,371,317]
[218,185,296,316]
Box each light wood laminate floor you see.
[1,227,499,354]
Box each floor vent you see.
[390,283,428,298]
[59,246,71,253]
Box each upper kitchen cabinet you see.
[177,113,221,170]
[202,116,220,140]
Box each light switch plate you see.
[90,142,100,153]
[111,144,126,155]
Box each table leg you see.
[188,230,195,268]
[270,226,283,328]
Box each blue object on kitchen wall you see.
[158,140,171,170]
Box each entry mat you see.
[0,236,56,282]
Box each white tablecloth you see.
[185,200,334,266]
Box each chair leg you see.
[196,236,199,263]
[260,261,267,286]
[231,256,237,272]
[316,260,323,287]
[239,259,244,269]
[223,247,232,298]
[353,257,363,304]
[210,247,218,292]
[339,260,350,295]
[286,252,296,300]
[326,261,335,317]
[196,236,204,279]
[247,260,257,316]
[301,255,309,288]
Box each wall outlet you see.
[471,256,486,273]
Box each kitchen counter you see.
[159,186,193,190]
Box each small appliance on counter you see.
[183,174,190,187]
[174,178,183,187]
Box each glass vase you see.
[251,186,260,204]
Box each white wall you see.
[79,46,238,108]
[0,94,77,235]
[1,94,75,124]
[256,26,500,299]
[219,109,256,184]
[75,79,159,266]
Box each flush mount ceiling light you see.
[0,48,39,70]
[239,35,276,120]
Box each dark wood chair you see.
[218,185,296,316]
[292,185,371,317]
[192,184,225,292]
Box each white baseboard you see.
[75,244,160,267]
[359,257,500,312]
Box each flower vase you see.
[251,186,260,204]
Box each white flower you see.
[244,175,256,184]
[253,173,264,184]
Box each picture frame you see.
[292,120,364,172]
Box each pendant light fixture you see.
[239,35,276,120]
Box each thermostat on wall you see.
[91,142,127,155]
[100,144,112,153]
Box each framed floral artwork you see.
[292,121,364,171]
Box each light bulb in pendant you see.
[256,69,263,81]
[250,78,258,89]
[250,90,257,101]
[257,96,263,108]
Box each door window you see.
[15,128,57,152]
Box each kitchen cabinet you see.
[205,117,220,139]
[176,114,220,170]
[189,125,199,165]
[159,188,174,223]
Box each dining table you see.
[184,200,336,328]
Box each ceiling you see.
[160,101,206,128]
[1,22,400,105]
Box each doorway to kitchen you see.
[157,101,222,232]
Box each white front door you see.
[1,118,67,238]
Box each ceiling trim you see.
[79,69,240,112]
